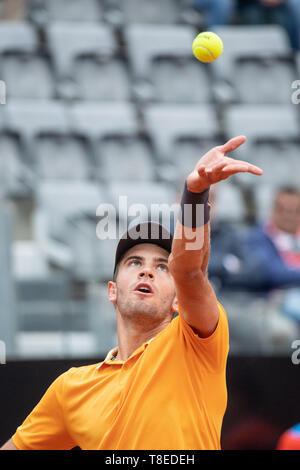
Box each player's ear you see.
[171,296,179,315]
[108,281,117,304]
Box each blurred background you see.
[0,0,300,450]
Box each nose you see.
[138,266,154,280]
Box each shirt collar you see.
[96,337,154,370]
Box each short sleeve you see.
[12,371,76,450]
[177,302,229,374]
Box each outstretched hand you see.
[186,136,263,193]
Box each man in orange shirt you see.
[1,136,262,450]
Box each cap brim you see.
[113,221,173,275]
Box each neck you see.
[115,312,172,361]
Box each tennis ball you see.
[192,32,223,63]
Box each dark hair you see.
[276,185,300,197]
[113,252,126,282]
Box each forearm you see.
[169,221,210,278]
[169,182,211,278]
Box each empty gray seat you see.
[108,181,178,234]
[211,25,293,104]
[68,213,118,281]
[40,0,103,22]
[125,24,196,78]
[150,56,212,103]
[125,24,211,102]
[70,102,139,138]
[12,240,71,332]
[0,22,37,53]
[73,55,131,101]
[142,104,219,163]
[223,104,300,182]
[46,22,128,100]
[213,181,247,222]
[34,180,105,249]
[234,57,295,105]
[0,132,30,197]
[4,100,72,182]
[224,105,300,215]
[15,273,72,331]
[34,132,93,180]
[5,99,70,138]
[112,0,181,24]
[99,135,156,182]
[224,105,299,142]
[212,25,291,82]
[2,52,55,100]
[0,21,54,100]
[171,135,224,183]
[70,102,155,181]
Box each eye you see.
[157,264,168,272]
[129,260,141,267]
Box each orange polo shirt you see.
[12,303,229,450]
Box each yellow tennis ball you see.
[192,31,223,63]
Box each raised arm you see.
[168,136,263,338]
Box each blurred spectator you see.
[193,0,236,27]
[276,422,300,449]
[1,0,26,20]
[238,0,300,49]
[247,186,300,290]
[208,185,266,291]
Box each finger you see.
[221,163,263,176]
[197,165,206,175]
[220,135,247,154]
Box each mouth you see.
[134,282,154,297]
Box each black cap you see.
[113,221,173,276]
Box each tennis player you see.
[1,135,262,450]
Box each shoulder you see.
[59,362,104,385]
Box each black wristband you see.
[179,181,210,228]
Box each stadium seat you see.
[108,181,179,236]
[12,240,71,332]
[4,99,70,138]
[211,25,294,104]
[99,135,156,182]
[69,213,118,281]
[70,102,138,136]
[0,131,31,197]
[170,135,225,184]
[0,21,37,52]
[110,0,181,24]
[224,104,299,141]
[34,132,93,180]
[213,181,247,223]
[224,105,300,216]
[46,22,130,100]
[69,102,151,181]
[4,100,84,182]
[233,56,296,105]
[142,104,220,166]
[0,21,55,100]
[87,282,118,353]
[33,181,107,277]
[124,24,209,102]
[28,0,104,23]
[2,52,55,100]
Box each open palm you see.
[186,135,263,193]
